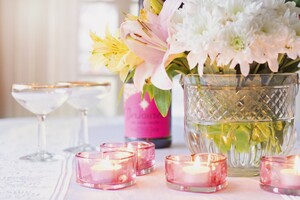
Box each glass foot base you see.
[64,144,95,153]
[166,181,227,193]
[137,166,155,176]
[20,151,60,162]
[228,167,259,177]
[260,184,300,196]
[77,179,136,190]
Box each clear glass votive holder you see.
[75,151,136,190]
[100,142,155,175]
[165,153,227,193]
[260,155,300,195]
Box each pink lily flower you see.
[120,0,183,91]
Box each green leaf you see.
[281,65,300,73]
[285,0,300,7]
[274,121,287,148]
[234,124,251,152]
[167,63,190,78]
[153,87,171,117]
[142,84,155,100]
[166,57,191,78]
[277,55,300,73]
[255,122,271,142]
[124,69,135,83]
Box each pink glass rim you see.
[261,155,299,164]
[100,141,155,150]
[75,151,135,161]
[166,153,226,163]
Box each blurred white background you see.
[0,0,299,122]
[0,0,138,118]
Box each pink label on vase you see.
[124,84,171,139]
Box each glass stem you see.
[37,114,47,153]
[79,109,89,145]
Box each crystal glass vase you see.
[183,73,299,176]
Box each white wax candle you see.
[280,156,300,187]
[180,157,210,186]
[91,160,122,183]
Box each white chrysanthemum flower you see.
[168,0,300,76]
[259,0,285,9]
[169,0,221,73]
[281,8,300,59]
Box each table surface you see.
[0,116,299,200]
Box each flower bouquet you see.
[90,0,300,175]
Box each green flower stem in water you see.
[196,120,293,154]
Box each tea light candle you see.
[90,159,122,183]
[260,155,300,195]
[181,156,210,185]
[75,151,136,190]
[165,153,227,193]
[100,141,155,175]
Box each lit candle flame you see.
[194,156,201,168]
[192,155,211,166]
[182,155,210,177]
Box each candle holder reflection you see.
[100,141,155,175]
[165,153,227,193]
[75,151,136,190]
[260,155,300,195]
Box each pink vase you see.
[124,84,171,148]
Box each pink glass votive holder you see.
[75,151,136,190]
[260,155,300,195]
[165,153,227,193]
[100,141,155,175]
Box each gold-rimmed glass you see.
[11,83,71,162]
[61,81,111,153]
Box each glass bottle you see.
[124,83,171,148]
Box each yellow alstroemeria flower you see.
[144,0,164,15]
[89,30,143,82]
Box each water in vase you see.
[185,119,296,176]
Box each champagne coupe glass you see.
[11,83,71,162]
[62,81,111,153]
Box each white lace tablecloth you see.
[0,116,299,200]
[0,117,77,200]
